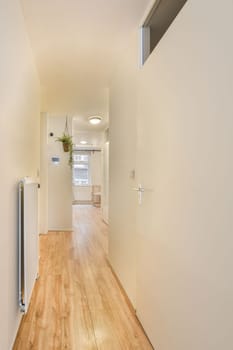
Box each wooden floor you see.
[13,205,152,349]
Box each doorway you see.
[71,116,109,225]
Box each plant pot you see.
[63,142,70,152]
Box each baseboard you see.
[48,228,73,232]
[106,259,136,315]
[10,313,23,350]
[106,259,154,349]
[11,273,39,349]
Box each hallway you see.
[13,206,152,349]
[2,0,233,348]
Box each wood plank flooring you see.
[13,205,153,349]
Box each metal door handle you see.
[132,187,145,192]
[132,184,153,192]
[132,184,153,204]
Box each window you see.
[140,0,187,65]
[73,153,90,185]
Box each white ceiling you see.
[72,129,105,148]
[20,0,151,95]
[20,0,151,135]
[73,114,108,132]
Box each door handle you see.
[132,184,153,204]
[132,186,145,192]
[132,184,153,192]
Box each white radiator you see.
[18,177,39,313]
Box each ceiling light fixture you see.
[80,140,88,145]
[88,116,102,125]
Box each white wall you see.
[0,0,40,348]
[109,0,233,348]
[102,140,109,224]
[109,34,139,306]
[47,115,73,230]
[39,113,48,233]
[90,151,102,185]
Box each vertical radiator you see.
[18,177,39,313]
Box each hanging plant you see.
[56,116,73,152]
[55,116,74,167]
[56,133,72,152]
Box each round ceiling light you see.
[80,140,88,145]
[88,116,102,125]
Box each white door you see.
[135,65,163,347]
[135,55,189,347]
[134,0,233,348]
